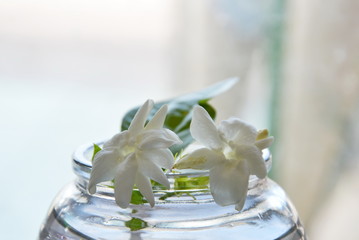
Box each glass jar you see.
[39,143,306,240]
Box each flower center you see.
[223,144,237,161]
[120,144,136,157]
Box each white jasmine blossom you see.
[88,99,182,208]
[173,106,273,211]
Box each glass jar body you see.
[39,144,306,240]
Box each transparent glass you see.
[39,143,306,240]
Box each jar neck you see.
[72,142,272,194]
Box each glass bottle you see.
[39,143,306,240]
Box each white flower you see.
[173,106,273,211]
[88,99,182,208]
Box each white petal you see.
[103,131,129,149]
[235,145,267,179]
[218,118,257,145]
[88,149,120,194]
[114,153,138,208]
[137,148,174,169]
[255,136,274,150]
[190,105,223,150]
[135,172,155,207]
[173,148,225,170]
[138,158,170,189]
[128,99,154,136]
[145,104,168,130]
[235,197,246,211]
[138,129,182,150]
[209,160,250,207]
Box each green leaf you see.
[91,143,102,161]
[125,217,148,231]
[121,78,238,156]
[174,176,210,190]
[130,190,147,205]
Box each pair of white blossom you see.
[88,100,273,211]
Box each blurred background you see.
[1,0,359,239]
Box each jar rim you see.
[72,141,272,180]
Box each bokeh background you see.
[1,0,359,239]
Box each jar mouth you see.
[72,141,272,181]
